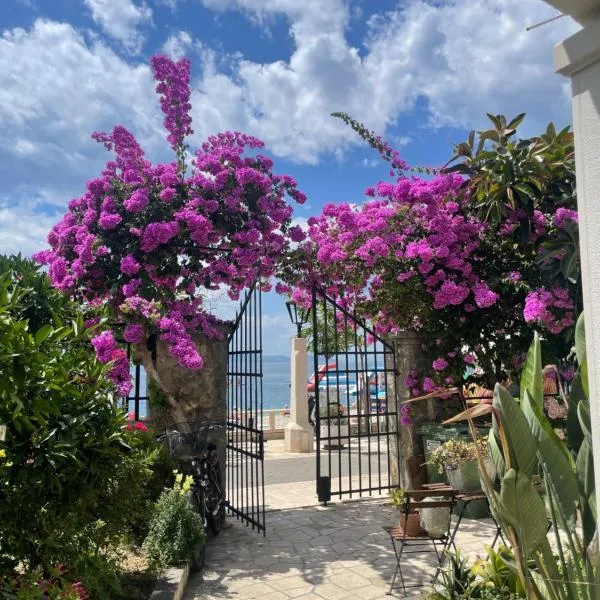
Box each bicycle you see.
[160,421,226,537]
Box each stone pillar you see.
[284,336,313,453]
[387,332,431,488]
[550,9,600,528]
[387,331,463,489]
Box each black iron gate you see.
[311,287,400,502]
[226,283,266,534]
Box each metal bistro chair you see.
[385,486,458,596]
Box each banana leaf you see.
[494,384,538,476]
[499,469,549,556]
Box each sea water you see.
[127,355,295,419]
[128,353,384,419]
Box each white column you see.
[284,336,313,453]
[551,13,600,526]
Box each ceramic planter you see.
[420,497,452,537]
[446,457,496,492]
[446,457,496,519]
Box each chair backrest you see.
[404,487,457,512]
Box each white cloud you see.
[0,190,61,256]
[262,313,295,355]
[290,216,309,230]
[0,20,164,185]
[162,30,196,58]
[0,2,581,257]
[188,0,577,163]
[362,1,577,132]
[0,19,167,252]
[361,158,379,168]
[155,0,180,9]
[83,0,153,53]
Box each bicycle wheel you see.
[205,462,225,535]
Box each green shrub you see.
[124,427,176,543]
[0,256,169,597]
[142,481,206,569]
[427,546,527,600]
[0,567,88,599]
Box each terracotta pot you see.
[399,512,421,537]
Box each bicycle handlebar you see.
[158,420,227,459]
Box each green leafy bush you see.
[427,546,526,600]
[142,478,206,569]
[0,256,169,597]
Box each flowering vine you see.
[35,55,306,393]
[283,113,581,394]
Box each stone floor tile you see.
[184,491,499,600]
[311,583,351,600]
[262,564,305,579]
[253,554,282,567]
[285,586,316,598]
[351,584,389,600]
[328,570,372,590]
[269,575,315,592]
[236,581,279,598]
[259,592,290,600]
[307,535,333,546]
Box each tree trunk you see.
[134,326,231,472]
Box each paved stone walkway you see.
[184,499,498,600]
[262,439,391,511]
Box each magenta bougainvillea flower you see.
[35,55,306,395]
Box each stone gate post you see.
[137,328,230,491]
[386,331,463,488]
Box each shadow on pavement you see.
[184,498,497,600]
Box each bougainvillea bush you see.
[35,55,306,394]
[283,113,579,394]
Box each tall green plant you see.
[412,327,597,598]
[439,319,597,599]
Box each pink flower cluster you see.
[35,54,306,391]
[553,207,578,229]
[91,331,132,395]
[302,172,493,332]
[523,287,575,334]
[151,55,194,152]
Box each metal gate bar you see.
[312,287,400,502]
[121,345,149,421]
[226,283,266,534]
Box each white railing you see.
[230,409,290,439]
[231,407,390,440]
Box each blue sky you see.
[0,0,578,355]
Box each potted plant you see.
[428,438,496,519]
[319,403,349,449]
[428,438,495,491]
[390,487,420,536]
[419,494,453,537]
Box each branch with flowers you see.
[283,113,581,399]
[34,55,307,398]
